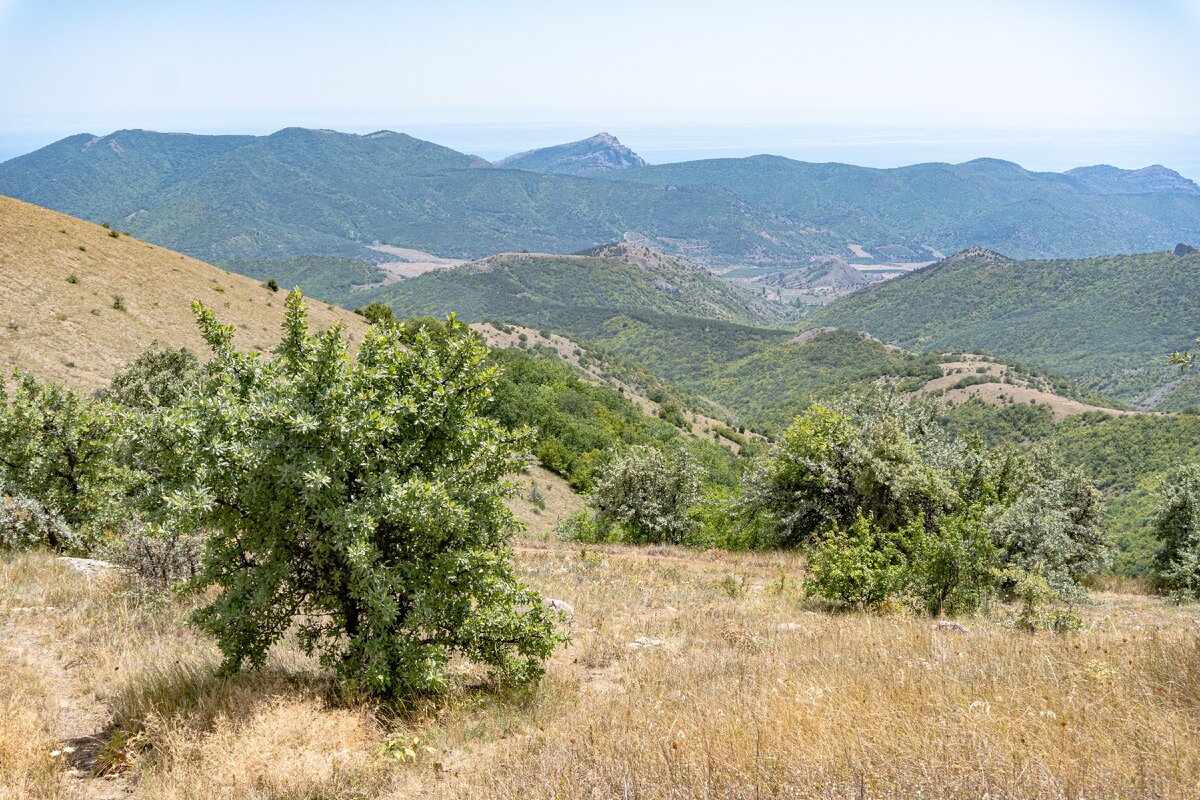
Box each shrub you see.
[102,526,202,589]
[555,510,605,543]
[0,373,127,541]
[266,278,280,292]
[112,295,126,311]
[0,492,79,552]
[353,301,393,325]
[96,343,201,411]
[805,513,910,609]
[1151,463,1200,599]
[908,511,997,616]
[138,292,563,699]
[590,446,703,545]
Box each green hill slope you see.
[807,248,1200,407]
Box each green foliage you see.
[804,512,911,608]
[0,373,126,541]
[487,349,738,492]
[809,250,1200,405]
[354,301,394,326]
[752,394,1107,613]
[1151,463,1200,599]
[138,292,564,699]
[590,446,703,545]
[96,343,201,411]
[112,294,126,311]
[908,511,998,616]
[744,396,959,547]
[0,492,79,552]
[266,278,279,292]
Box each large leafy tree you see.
[140,292,564,699]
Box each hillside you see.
[595,155,1200,260]
[748,256,872,305]
[364,244,796,331]
[4,128,1200,274]
[808,248,1200,407]
[0,195,367,390]
[0,128,842,268]
[494,132,647,175]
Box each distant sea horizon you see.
[2,123,1197,182]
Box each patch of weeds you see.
[716,572,748,599]
[108,229,120,238]
[112,295,126,312]
[66,273,79,284]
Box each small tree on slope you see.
[139,292,564,699]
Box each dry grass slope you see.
[0,195,368,391]
[4,529,1200,799]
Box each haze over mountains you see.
[1,127,1198,272]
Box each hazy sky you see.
[1,0,1198,170]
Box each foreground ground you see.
[3,518,1200,799]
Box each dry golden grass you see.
[0,648,65,800]
[4,538,1200,799]
[0,195,368,391]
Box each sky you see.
[1,0,1198,174]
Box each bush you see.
[0,373,127,541]
[102,526,203,589]
[138,293,563,699]
[804,513,910,609]
[266,278,280,292]
[353,301,393,326]
[97,343,201,411]
[590,446,703,544]
[1151,463,1200,599]
[908,511,997,616]
[112,295,126,311]
[555,510,605,543]
[0,492,79,552]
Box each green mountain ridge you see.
[3,128,1199,270]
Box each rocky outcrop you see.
[1175,243,1198,256]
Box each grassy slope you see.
[0,194,368,391]
[5,543,1200,798]
[807,250,1200,405]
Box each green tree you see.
[354,301,395,326]
[97,342,201,410]
[139,292,564,699]
[0,373,126,541]
[1151,463,1200,598]
[590,445,703,544]
[743,397,959,547]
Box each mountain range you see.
[1,127,1198,272]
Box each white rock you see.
[628,637,667,651]
[931,620,969,634]
[543,598,574,621]
[56,557,123,575]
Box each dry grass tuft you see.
[140,696,383,800]
[0,651,65,799]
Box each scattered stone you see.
[628,637,667,651]
[543,598,575,621]
[777,622,806,632]
[931,620,969,633]
[1175,242,1198,256]
[56,557,123,575]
